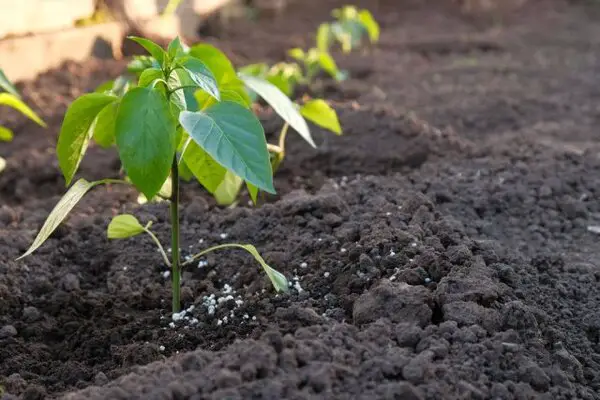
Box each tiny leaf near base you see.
[300,99,342,135]
[115,87,177,200]
[0,93,46,127]
[107,214,146,239]
[57,93,116,185]
[179,101,275,194]
[18,179,101,259]
[241,244,289,292]
[239,74,315,148]
[213,171,243,206]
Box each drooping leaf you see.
[188,44,237,84]
[300,99,342,135]
[240,244,288,292]
[139,68,164,87]
[213,170,243,206]
[115,87,177,199]
[181,138,227,193]
[358,10,380,43]
[0,69,19,97]
[107,214,146,239]
[0,126,14,142]
[239,74,314,148]
[57,93,115,185]
[128,36,167,67]
[93,100,119,148]
[181,58,220,101]
[316,23,332,52]
[17,179,101,259]
[317,52,341,80]
[179,101,274,194]
[0,93,46,127]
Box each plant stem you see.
[170,156,181,313]
[278,122,290,152]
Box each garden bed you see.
[1,0,600,399]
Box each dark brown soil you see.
[2,0,600,399]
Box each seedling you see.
[18,37,289,314]
[317,5,380,53]
[0,69,46,172]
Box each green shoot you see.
[318,5,380,53]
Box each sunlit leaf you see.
[115,87,177,199]
[179,101,274,193]
[128,36,167,67]
[0,126,14,142]
[0,93,46,127]
[139,68,164,87]
[181,58,220,101]
[17,179,102,259]
[358,10,380,43]
[188,44,237,84]
[181,138,227,193]
[300,99,342,135]
[239,74,314,148]
[240,244,288,292]
[213,170,243,206]
[107,214,146,239]
[316,23,332,52]
[247,182,259,204]
[57,93,115,185]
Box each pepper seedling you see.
[18,36,288,314]
[317,5,380,54]
[0,69,46,172]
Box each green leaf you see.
[358,10,380,42]
[93,100,119,148]
[0,93,46,127]
[266,74,292,98]
[188,44,237,84]
[0,126,14,142]
[17,179,101,259]
[57,93,115,185]
[139,68,164,87]
[195,78,250,111]
[96,80,114,94]
[179,101,275,193]
[0,69,19,97]
[115,87,177,199]
[239,63,269,77]
[239,74,314,148]
[107,214,146,239]
[213,170,243,206]
[288,48,305,61]
[318,52,341,79]
[128,36,167,67]
[240,244,288,292]
[181,138,227,193]
[247,182,259,204]
[181,58,220,101]
[316,23,332,52]
[300,99,342,135]
[167,37,183,59]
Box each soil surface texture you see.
[1,0,600,399]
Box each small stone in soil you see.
[220,233,228,239]
[162,270,170,279]
[159,345,165,352]
[300,262,308,268]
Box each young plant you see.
[0,69,46,172]
[287,47,347,83]
[17,36,288,314]
[317,5,380,53]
